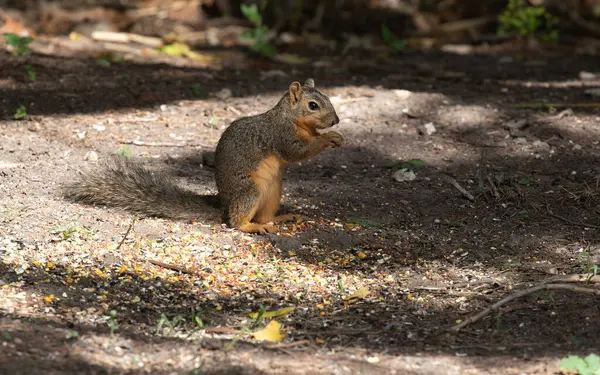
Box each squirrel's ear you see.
[304,78,315,88]
[289,81,303,104]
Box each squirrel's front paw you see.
[324,131,345,148]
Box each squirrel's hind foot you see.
[236,222,278,234]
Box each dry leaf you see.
[252,320,285,342]
[249,306,295,319]
[69,32,84,41]
[343,287,370,306]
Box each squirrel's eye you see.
[308,101,319,111]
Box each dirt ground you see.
[1,35,600,375]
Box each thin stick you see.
[486,175,500,199]
[546,206,600,229]
[92,31,163,48]
[443,175,475,201]
[116,215,136,251]
[148,259,196,275]
[297,328,371,336]
[545,274,600,284]
[449,283,600,332]
[119,140,190,147]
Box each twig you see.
[544,274,600,284]
[569,11,600,38]
[119,139,190,147]
[486,175,500,199]
[148,259,196,275]
[116,215,136,251]
[92,31,163,48]
[415,277,500,291]
[297,328,371,336]
[449,283,600,332]
[443,175,475,201]
[451,277,499,289]
[546,205,600,229]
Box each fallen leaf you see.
[343,287,370,306]
[69,32,84,41]
[44,294,55,303]
[249,306,295,319]
[252,320,285,342]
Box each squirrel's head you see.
[287,78,340,129]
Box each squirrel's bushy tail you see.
[63,157,220,220]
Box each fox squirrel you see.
[63,78,344,233]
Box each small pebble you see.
[84,151,98,162]
[393,89,412,99]
[392,168,416,182]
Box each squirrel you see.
[63,78,344,234]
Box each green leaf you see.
[585,354,600,369]
[13,105,28,120]
[560,356,588,372]
[96,59,111,67]
[191,84,207,98]
[381,24,395,44]
[241,4,262,26]
[3,33,20,45]
[559,354,600,375]
[24,65,36,81]
[3,33,32,55]
[381,24,406,52]
[517,177,530,185]
[112,145,132,158]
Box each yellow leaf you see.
[160,42,191,56]
[69,32,84,41]
[252,320,285,342]
[94,268,109,279]
[249,306,295,319]
[357,251,367,260]
[343,287,370,306]
[44,294,55,303]
[47,262,56,269]
[118,265,128,273]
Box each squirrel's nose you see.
[332,114,340,125]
